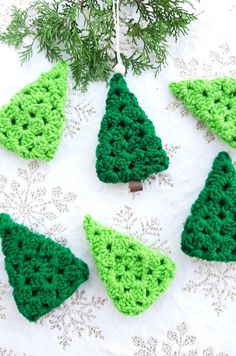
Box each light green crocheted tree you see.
[0,61,69,160]
[169,78,236,148]
[83,215,175,316]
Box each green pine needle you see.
[0,0,198,90]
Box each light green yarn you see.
[83,215,175,316]
[0,61,69,160]
[169,78,236,148]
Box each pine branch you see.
[0,6,32,48]
[0,0,198,90]
[19,43,34,63]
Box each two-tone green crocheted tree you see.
[96,74,169,191]
[181,152,236,262]
[0,61,68,161]
[0,214,89,322]
[83,215,175,315]
[169,78,236,148]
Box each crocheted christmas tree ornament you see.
[0,214,89,322]
[96,73,169,191]
[83,215,175,315]
[181,152,236,262]
[169,78,236,148]
[0,61,69,160]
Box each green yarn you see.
[169,78,236,148]
[83,215,175,316]
[96,73,169,183]
[181,152,236,262]
[0,61,69,161]
[0,214,89,322]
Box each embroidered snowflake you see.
[64,78,95,138]
[183,259,236,316]
[164,144,181,158]
[40,290,107,350]
[132,336,158,356]
[113,205,171,255]
[172,43,236,79]
[166,100,191,118]
[195,122,216,144]
[0,279,8,320]
[162,322,197,356]
[0,161,77,245]
[132,322,228,356]
[203,348,228,356]
[209,43,236,74]
[0,348,31,356]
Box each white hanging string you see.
[112,0,125,74]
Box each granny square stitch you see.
[0,61,69,160]
[96,73,169,183]
[0,214,89,322]
[83,215,175,316]
[169,78,236,148]
[181,152,236,262]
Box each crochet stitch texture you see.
[83,215,175,315]
[0,61,68,160]
[169,78,236,148]
[0,214,89,322]
[181,152,236,262]
[96,73,169,183]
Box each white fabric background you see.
[0,1,235,355]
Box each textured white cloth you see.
[0,0,235,355]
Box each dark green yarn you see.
[96,73,169,183]
[0,214,89,322]
[181,152,236,262]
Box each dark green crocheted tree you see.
[169,78,236,148]
[181,152,236,262]
[0,214,89,322]
[84,215,175,316]
[96,74,169,187]
[0,61,68,161]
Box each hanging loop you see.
[112,0,125,75]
